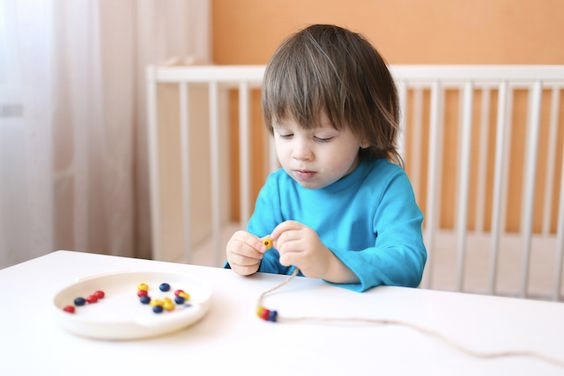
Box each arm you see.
[335,173,427,291]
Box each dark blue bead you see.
[174,296,185,304]
[152,305,164,313]
[140,296,151,304]
[74,297,86,306]
[159,283,170,292]
[268,310,278,322]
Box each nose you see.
[291,138,313,161]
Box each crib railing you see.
[146,64,564,301]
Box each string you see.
[256,268,564,369]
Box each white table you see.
[1,250,563,375]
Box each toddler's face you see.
[272,112,364,189]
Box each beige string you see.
[256,268,564,369]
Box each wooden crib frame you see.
[146,64,564,301]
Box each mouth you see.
[293,169,317,180]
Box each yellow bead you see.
[179,291,190,300]
[257,306,265,317]
[163,301,175,311]
[137,282,149,291]
[262,237,273,250]
[150,298,164,307]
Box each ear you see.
[360,139,370,149]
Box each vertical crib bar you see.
[209,82,221,265]
[542,88,560,235]
[411,88,424,204]
[455,82,474,291]
[179,82,191,262]
[238,82,251,226]
[146,66,162,260]
[488,81,509,294]
[476,88,491,232]
[553,151,564,301]
[422,81,443,289]
[397,81,407,159]
[519,81,542,298]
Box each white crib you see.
[146,64,564,301]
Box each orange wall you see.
[212,0,564,65]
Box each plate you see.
[53,271,212,340]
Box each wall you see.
[211,0,564,230]
[212,0,564,65]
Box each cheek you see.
[327,145,360,172]
[274,140,289,162]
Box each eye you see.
[314,136,334,143]
[278,133,293,139]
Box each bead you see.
[174,296,185,305]
[94,290,105,299]
[137,290,148,297]
[159,283,170,292]
[256,306,265,317]
[152,305,164,313]
[140,296,151,304]
[262,237,273,250]
[268,310,278,322]
[178,291,190,300]
[260,307,270,320]
[63,305,75,314]
[150,298,163,307]
[163,301,175,311]
[137,283,149,291]
[86,294,98,304]
[74,297,86,306]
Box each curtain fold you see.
[0,0,210,268]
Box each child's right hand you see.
[225,230,268,276]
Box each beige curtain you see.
[0,0,210,268]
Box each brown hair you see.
[262,24,402,165]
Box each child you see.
[225,24,427,292]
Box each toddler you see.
[225,24,427,292]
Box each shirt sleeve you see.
[330,172,427,292]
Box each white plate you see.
[53,271,212,340]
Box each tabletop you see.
[1,250,564,375]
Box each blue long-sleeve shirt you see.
[240,158,427,292]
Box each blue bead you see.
[268,310,278,322]
[174,296,185,304]
[159,283,170,292]
[140,296,151,304]
[74,297,86,306]
[152,305,164,313]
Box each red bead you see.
[86,295,98,304]
[260,307,270,320]
[137,290,148,297]
[63,305,75,314]
[94,290,105,299]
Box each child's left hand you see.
[270,220,335,279]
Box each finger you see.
[231,231,269,255]
[271,220,301,240]
[229,251,262,266]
